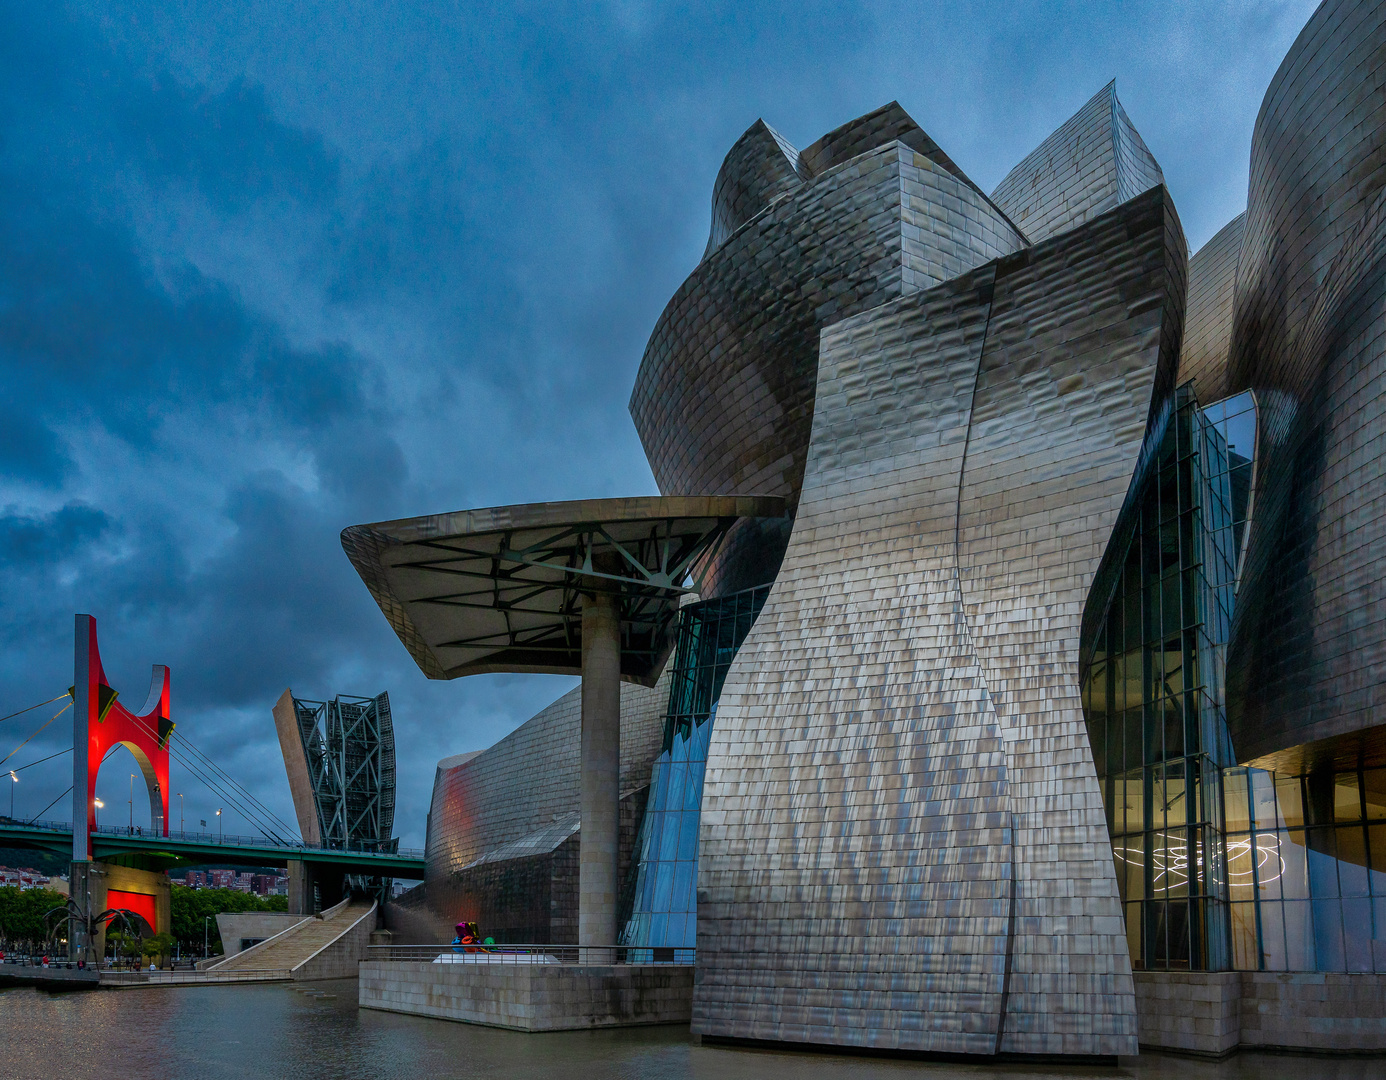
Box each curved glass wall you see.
[620,584,769,951]
[1082,386,1253,969]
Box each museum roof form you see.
[342,495,786,684]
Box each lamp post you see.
[94,797,104,827]
[216,808,222,842]
[178,793,183,835]
[8,771,16,818]
[204,915,211,959]
[129,773,135,832]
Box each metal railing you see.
[367,944,695,965]
[100,967,292,985]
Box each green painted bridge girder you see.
[0,822,425,876]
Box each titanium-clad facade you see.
[695,186,1184,1056]
[378,0,1386,1056]
[1225,0,1386,764]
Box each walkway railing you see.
[367,944,694,965]
[100,967,292,985]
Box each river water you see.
[2,979,1381,1080]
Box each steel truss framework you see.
[289,692,397,854]
[342,496,788,684]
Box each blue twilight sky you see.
[0,0,1319,849]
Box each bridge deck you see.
[0,819,426,876]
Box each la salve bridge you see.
[0,616,425,966]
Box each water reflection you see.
[1,980,1381,1080]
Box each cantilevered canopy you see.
[342,496,787,685]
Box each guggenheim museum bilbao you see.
[345,0,1386,1058]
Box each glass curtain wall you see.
[1082,386,1253,969]
[1224,767,1386,972]
[620,584,770,951]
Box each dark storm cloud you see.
[0,0,1320,843]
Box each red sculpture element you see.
[72,615,172,859]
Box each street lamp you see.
[129,773,135,832]
[9,771,16,818]
[94,798,104,827]
[216,808,222,842]
[204,915,211,959]
[178,793,184,834]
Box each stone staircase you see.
[208,898,376,976]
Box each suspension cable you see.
[0,702,72,770]
[122,709,298,842]
[26,747,121,822]
[0,692,71,726]
[8,746,72,773]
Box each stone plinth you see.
[359,960,693,1031]
[1136,971,1386,1056]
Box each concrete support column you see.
[579,591,621,954]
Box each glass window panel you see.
[1365,771,1386,820]
[1160,466,1179,523]
[1343,898,1373,972]
[1250,770,1279,830]
[1254,831,1284,901]
[1222,407,1256,461]
[1118,770,1144,836]
[676,810,699,862]
[1162,697,1184,763]
[651,862,674,915]
[1276,776,1306,828]
[1224,769,1252,832]
[1375,897,1386,973]
[1338,827,1370,898]
[1110,652,1126,713]
[1227,834,1257,902]
[1336,773,1363,821]
[1125,708,1144,772]
[1115,832,1145,901]
[1155,828,1189,899]
[1366,824,1386,896]
[1125,574,1144,651]
[1260,900,1287,971]
[1126,901,1142,968]
[1230,901,1258,970]
[1165,900,1191,968]
[1088,708,1107,778]
[1313,899,1346,972]
[1283,900,1315,971]
[671,861,696,915]
[1281,831,1311,899]
[1307,831,1341,898]
[657,812,679,863]
[1159,761,1187,831]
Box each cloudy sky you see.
[1,0,1319,849]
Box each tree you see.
[169,885,287,955]
[141,932,175,964]
[0,887,68,952]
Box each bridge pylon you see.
[71,614,173,862]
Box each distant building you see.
[0,866,51,891]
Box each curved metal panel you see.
[630,137,1024,594]
[1225,0,1386,761]
[694,186,1184,1056]
[704,119,804,259]
[1180,212,1245,404]
[991,81,1165,245]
